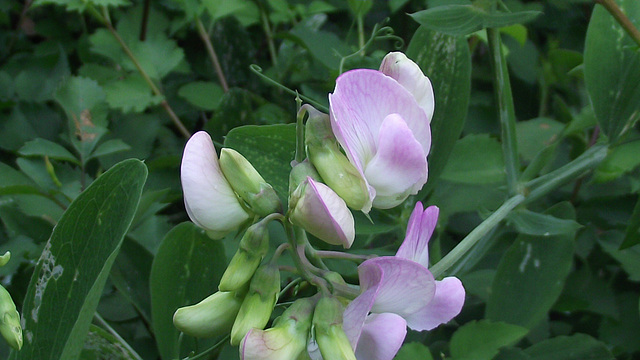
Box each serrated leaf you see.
[584,0,640,143]
[410,5,541,36]
[440,134,505,184]
[150,222,226,360]
[524,334,613,360]
[178,81,224,110]
[507,209,582,236]
[407,26,471,196]
[126,33,184,80]
[224,124,296,202]
[89,139,131,160]
[104,75,163,113]
[486,203,577,329]
[202,0,250,20]
[450,320,528,360]
[18,138,79,164]
[13,159,147,360]
[54,76,106,121]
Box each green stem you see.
[182,335,229,360]
[595,0,640,47]
[94,313,143,360]
[315,250,374,263]
[196,17,229,93]
[357,15,365,55]
[259,4,278,66]
[295,96,305,164]
[99,7,191,139]
[487,27,520,196]
[249,65,329,112]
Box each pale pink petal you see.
[343,263,382,350]
[289,177,355,248]
[181,131,250,238]
[396,204,439,267]
[354,313,407,360]
[360,257,435,318]
[379,52,435,122]
[363,114,428,209]
[404,276,466,331]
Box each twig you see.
[196,17,229,92]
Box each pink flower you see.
[343,202,465,360]
[329,52,433,210]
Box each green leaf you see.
[89,140,131,160]
[202,0,251,20]
[54,76,106,121]
[486,203,577,329]
[584,0,640,143]
[110,238,153,323]
[406,26,471,196]
[81,325,138,360]
[515,117,565,162]
[524,334,613,360]
[18,138,79,164]
[150,222,226,360]
[104,75,163,113]
[289,17,351,70]
[620,196,640,249]
[599,231,640,281]
[33,0,129,12]
[177,81,224,111]
[507,209,582,236]
[224,124,296,202]
[395,342,433,360]
[439,134,505,184]
[450,320,528,360]
[126,33,185,80]
[410,5,541,36]
[594,139,640,183]
[14,159,147,360]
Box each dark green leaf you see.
[54,76,106,121]
[224,124,296,202]
[450,320,528,360]
[395,342,433,360]
[18,138,79,164]
[599,231,640,281]
[410,5,541,36]
[486,203,577,329]
[110,238,153,323]
[594,140,640,183]
[89,140,131,160]
[104,75,163,113]
[584,0,640,143]
[407,26,471,195]
[177,82,224,111]
[289,17,351,70]
[524,334,613,360]
[80,325,138,360]
[14,159,147,360]
[507,209,582,236]
[150,222,226,360]
[439,134,505,184]
[515,118,564,162]
[620,196,640,249]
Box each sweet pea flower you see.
[342,202,465,360]
[181,131,251,239]
[329,52,433,210]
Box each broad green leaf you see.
[33,0,129,12]
[620,197,640,249]
[177,81,224,111]
[439,134,505,184]
[450,320,528,360]
[407,26,471,196]
[110,238,153,323]
[524,334,613,360]
[599,231,640,281]
[584,0,640,143]
[395,342,433,360]
[410,5,541,36]
[0,162,37,188]
[18,138,79,164]
[89,140,131,160]
[289,17,351,70]
[13,49,70,103]
[80,325,138,360]
[150,222,226,360]
[507,209,582,236]
[486,203,577,329]
[224,124,296,201]
[104,75,163,113]
[594,139,640,183]
[54,76,106,121]
[516,118,564,162]
[13,159,147,360]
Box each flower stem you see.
[315,250,374,263]
[595,0,640,47]
[487,27,520,196]
[196,17,229,93]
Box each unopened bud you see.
[289,160,321,196]
[312,297,355,360]
[0,285,22,350]
[304,107,370,212]
[173,291,243,338]
[220,148,282,216]
[219,219,270,292]
[230,264,280,345]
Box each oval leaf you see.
[450,320,529,360]
[439,134,505,184]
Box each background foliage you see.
[0,0,639,359]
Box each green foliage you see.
[450,320,529,360]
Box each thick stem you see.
[196,18,229,93]
[595,0,640,47]
[487,27,520,196]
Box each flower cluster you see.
[176,52,465,360]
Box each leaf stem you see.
[595,0,640,47]
[487,27,520,196]
[196,17,229,93]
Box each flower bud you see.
[289,160,322,196]
[312,297,355,360]
[289,177,355,248]
[240,297,315,360]
[219,148,282,216]
[304,106,370,212]
[0,285,22,350]
[219,219,270,292]
[230,264,280,346]
[173,291,243,338]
